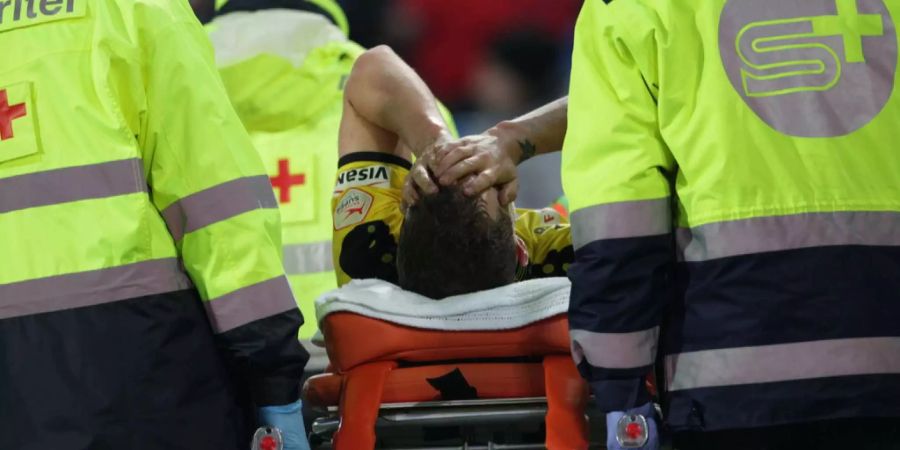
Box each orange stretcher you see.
[302,312,598,449]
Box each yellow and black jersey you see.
[331,152,574,287]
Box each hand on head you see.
[402,133,520,211]
[401,135,446,212]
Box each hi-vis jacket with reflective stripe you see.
[209,9,457,340]
[209,9,363,340]
[563,0,900,432]
[0,1,307,448]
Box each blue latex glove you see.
[257,400,311,450]
[606,403,660,450]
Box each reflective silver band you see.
[570,327,659,369]
[283,241,334,275]
[161,176,278,241]
[0,258,193,320]
[677,211,900,262]
[571,199,671,250]
[666,337,900,391]
[0,159,147,214]
[204,276,297,334]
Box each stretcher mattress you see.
[321,312,571,372]
[315,277,570,331]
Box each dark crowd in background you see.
[191,0,582,206]
[342,0,582,207]
[341,0,580,131]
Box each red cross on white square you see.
[270,158,306,203]
[0,89,27,141]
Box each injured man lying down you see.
[332,46,572,298]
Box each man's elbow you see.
[356,45,400,69]
[346,45,402,96]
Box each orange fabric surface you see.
[332,361,396,450]
[304,362,548,407]
[543,355,590,450]
[322,313,571,372]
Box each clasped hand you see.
[402,133,520,210]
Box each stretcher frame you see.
[303,313,600,449]
[309,397,605,449]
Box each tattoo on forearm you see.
[518,139,537,163]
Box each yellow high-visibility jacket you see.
[0,1,307,448]
[564,0,900,432]
[209,8,456,339]
[209,9,363,340]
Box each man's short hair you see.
[397,186,517,299]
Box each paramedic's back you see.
[0,1,308,449]
[563,0,900,447]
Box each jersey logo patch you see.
[0,0,86,33]
[334,164,390,194]
[0,82,39,164]
[719,0,896,137]
[539,208,562,226]
[334,188,373,230]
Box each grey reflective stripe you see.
[571,199,671,250]
[161,176,277,241]
[0,258,193,320]
[665,337,900,391]
[204,276,297,333]
[677,211,900,262]
[283,241,334,275]
[0,159,146,214]
[570,327,659,369]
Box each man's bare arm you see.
[339,45,452,160]
[415,97,569,204]
[486,96,569,164]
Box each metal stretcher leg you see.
[543,354,590,450]
[332,360,397,450]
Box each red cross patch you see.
[0,82,38,164]
[270,158,306,204]
[267,153,316,224]
[0,90,26,141]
